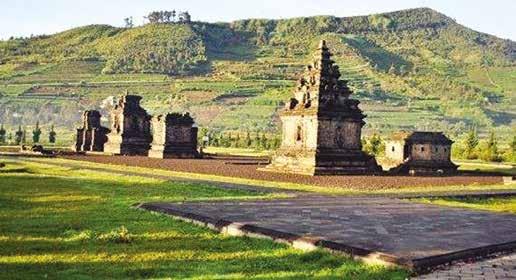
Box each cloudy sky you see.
[1,0,515,40]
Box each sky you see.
[0,0,515,41]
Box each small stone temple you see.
[262,40,381,175]
[104,94,152,156]
[75,110,110,152]
[386,131,458,175]
[148,113,199,158]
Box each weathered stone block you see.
[148,113,199,158]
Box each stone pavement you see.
[413,253,516,279]
[140,196,516,274]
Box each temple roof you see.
[283,40,361,117]
[405,131,453,145]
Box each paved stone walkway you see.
[141,196,516,268]
[413,253,516,279]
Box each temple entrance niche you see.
[262,40,381,175]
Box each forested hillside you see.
[0,7,514,146]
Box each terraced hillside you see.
[0,8,514,144]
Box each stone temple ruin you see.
[104,95,152,156]
[77,94,199,158]
[75,110,110,152]
[149,113,199,158]
[262,40,381,175]
[386,131,458,175]
[73,43,458,178]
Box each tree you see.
[364,134,384,156]
[22,128,27,144]
[15,126,23,145]
[178,11,191,23]
[464,129,479,159]
[260,133,268,150]
[32,122,42,143]
[370,134,384,156]
[234,133,241,148]
[220,133,230,148]
[252,133,261,149]
[163,11,172,23]
[245,131,252,147]
[171,10,177,22]
[49,125,57,144]
[479,131,501,162]
[124,17,134,28]
[271,136,281,149]
[145,11,162,23]
[503,135,516,163]
[0,124,5,144]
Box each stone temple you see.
[386,131,458,175]
[75,110,110,152]
[104,94,152,156]
[148,113,199,158]
[262,40,381,175]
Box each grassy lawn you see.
[0,160,407,279]
[455,160,516,176]
[416,197,516,214]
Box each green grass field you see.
[0,160,407,279]
[416,197,516,214]
[455,160,516,176]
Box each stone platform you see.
[139,196,516,274]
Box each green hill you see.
[0,7,514,144]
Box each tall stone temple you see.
[104,94,152,156]
[262,40,381,175]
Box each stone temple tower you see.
[262,40,381,175]
[104,94,152,156]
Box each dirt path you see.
[61,155,504,190]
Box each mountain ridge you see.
[0,7,514,143]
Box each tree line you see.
[198,130,281,151]
[0,122,57,145]
[453,129,516,163]
[122,10,192,28]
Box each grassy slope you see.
[0,8,514,143]
[0,160,407,279]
